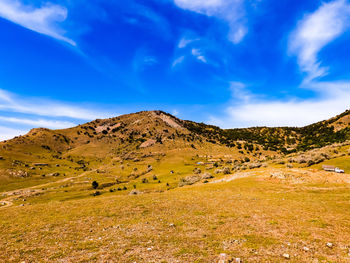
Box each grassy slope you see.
[1,175,350,262]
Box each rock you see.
[282,253,290,259]
[326,242,333,248]
[248,163,262,169]
[179,175,202,186]
[140,139,156,148]
[202,173,213,179]
[218,253,230,263]
[129,190,141,195]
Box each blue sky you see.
[1,0,350,140]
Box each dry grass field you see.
[1,165,350,263]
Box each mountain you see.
[2,110,350,262]
[2,109,350,159]
[0,110,265,190]
[1,109,350,189]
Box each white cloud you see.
[0,126,28,141]
[0,116,76,129]
[174,0,247,44]
[230,81,252,103]
[172,56,185,67]
[209,81,350,128]
[289,0,350,81]
[192,48,207,63]
[0,89,113,120]
[143,56,158,66]
[178,37,199,48]
[0,89,117,141]
[174,0,225,10]
[0,0,75,45]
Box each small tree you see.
[92,181,99,189]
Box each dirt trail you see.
[211,171,258,183]
[0,171,91,209]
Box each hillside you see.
[184,109,350,153]
[2,109,350,189]
[3,109,350,156]
[0,110,274,192]
[1,110,350,262]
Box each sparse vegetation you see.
[1,110,350,262]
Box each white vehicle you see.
[335,167,344,173]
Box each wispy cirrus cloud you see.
[173,0,247,44]
[0,89,113,120]
[0,0,75,45]
[209,81,350,128]
[0,116,76,129]
[178,37,199,48]
[208,0,350,129]
[172,56,185,67]
[289,0,350,81]
[0,126,28,141]
[0,89,117,141]
[191,48,207,63]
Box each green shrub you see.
[92,181,99,189]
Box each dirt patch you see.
[152,112,183,129]
[140,139,156,148]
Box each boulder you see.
[129,190,141,195]
[202,173,213,179]
[179,175,202,187]
[282,253,290,259]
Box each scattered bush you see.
[92,191,101,196]
[92,181,99,189]
[193,168,201,174]
[222,167,231,174]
